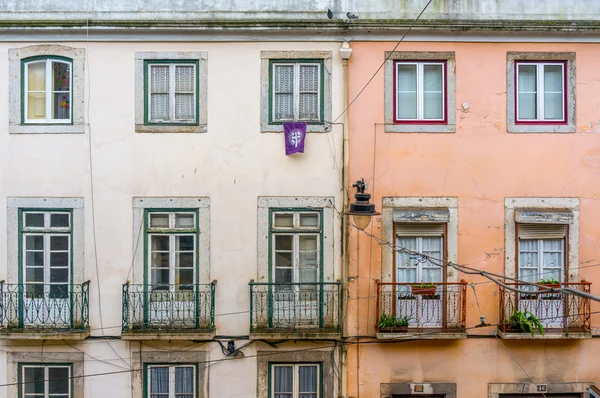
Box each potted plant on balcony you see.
[411,282,436,296]
[502,310,544,337]
[378,313,412,333]
[539,278,561,289]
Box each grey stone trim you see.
[134,51,208,133]
[257,197,336,283]
[131,348,208,398]
[384,51,456,133]
[260,50,332,133]
[7,197,85,284]
[7,351,84,398]
[507,52,576,133]
[8,45,85,134]
[504,198,579,281]
[381,197,459,283]
[488,382,592,397]
[257,349,335,398]
[381,382,456,397]
[132,197,210,284]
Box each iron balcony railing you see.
[249,281,341,333]
[499,281,591,333]
[376,280,468,331]
[122,282,215,333]
[0,281,90,331]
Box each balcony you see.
[376,280,468,339]
[121,282,216,340]
[0,281,90,339]
[249,281,341,340]
[499,282,591,339]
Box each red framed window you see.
[394,60,447,124]
[515,61,567,124]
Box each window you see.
[147,365,196,398]
[384,52,455,133]
[395,224,445,284]
[394,61,446,123]
[145,61,198,124]
[260,51,332,133]
[270,61,323,123]
[507,52,575,133]
[9,45,84,134]
[135,53,208,133]
[23,58,72,124]
[20,364,71,398]
[271,210,321,285]
[517,224,566,283]
[515,62,566,123]
[271,364,320,398]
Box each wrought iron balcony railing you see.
[376,280,468,331]
[499,282,591,333]
[122,282,215,333]
[249,281,341,333]
[0,281,90,332]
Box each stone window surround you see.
[257,197,336,283]
[257,349,335,398]
[260,51,332,133]
[506,52,576,134]
[504,198,579,281]
[7,197,85,285]
[131,349,208,398]
[9,45,85,134]
[7,351,84,398]
[488,382,592,397]
[132,197,210,284]
[135,52,208,133]
[381,197,459,283]
[381,382,456,397]
[384,51,456,134]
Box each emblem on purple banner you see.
[284,122,307,155]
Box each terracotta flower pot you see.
[379,325,409,333]
[539,283,560,289]
[411,286,437,295]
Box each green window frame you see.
[268,363,322,398]
[268,59,325,125]
[143,60,200,126]
[144,363,198,398]
[18,363,73,398]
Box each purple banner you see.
[284,122,307,155]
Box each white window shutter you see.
[395,223,445,237]
[518,223,567,239]
[299,64,319,121]
[174,65,195,121]
[150,65,170,121]
[274,64,294,121]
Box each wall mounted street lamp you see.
[344,178,380,230]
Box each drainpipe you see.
[339,40,352,398]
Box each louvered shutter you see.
[273,64,294,121]
[396,223,445,237]
[299,64,319,121]
[518,223,567,239]
[150,65,170,121]
[174,65,195,121]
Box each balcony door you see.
[21,211,71,327]
[395,224,444,328]
[146,211,197,328]
[517,223,566,328]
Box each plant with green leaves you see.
[539,278,560,285]
[507,310,544,337]
[413,282,435,289]
[378,313,412,329]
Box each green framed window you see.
[22,57,72,124]
[145,210,199,290]
[270,363,321,398]
[146,364,196,398]
[144,60,199,125]
[19,364,72,398]
[269,60,324,124]
[270,210,322,284]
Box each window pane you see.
[28,93,47,120]
[151,94,169,120]
[50,268,69,283]
[423,64,443,120]
[544,65,563,120]
[50,252,69,268]
[25,284,44,298]
[175,93,194,120]
[26,252,44,267]
[151,269,170,285]
[299,213,319,228]
[150,367,169,393]
[299,65,319,121]
[25,213,45,228]
[151,235,170,251]
[299,93,318,120]
[50,284,69,298]
[26,235,44,250]
[28,62,46,91]
[519,239,539,281]
[52,62,70,92]
[299,365,318,393]
[24,367,45,394]
[150,214,170,228]
[175,65,195,92]
[50,213,70,228]
[48,367,69,394]
[51,236,69,251]
[175,268,194,285]
[396,237,417,283]
[176,214,195,228]
[274,366,293,393]
[274,65,294,121]
[177,235,195,251]
[518,64,537,120]
[396,64,417,119]
[275,268,293,284]
[299,236,318,269]
[274,214,294,228]
[26,267,44,283]
[275,252,292,268]
[275,235,293,251]
[175,367,194,393]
